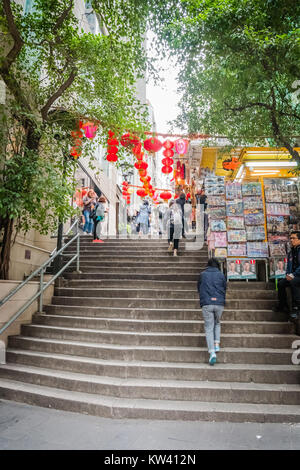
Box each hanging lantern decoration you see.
[175,138,189,156]
[162,165,173,174]
[137,188,146,198]
[161,140,174,175]
[134,161,148,171]
[106,130,119,162]
[121,133,140,149]
[122,181,131,204]
[82,122,98,139]
[70,129,83,159]
[160,191,172,200]
[143,137,163,153]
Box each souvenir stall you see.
[207,147,300,282]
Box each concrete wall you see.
[0,278,54,348]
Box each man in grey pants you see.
[197,258,227,365]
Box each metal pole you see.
[76,222,80,272]
[38,268,44,313]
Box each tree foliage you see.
[154,0,300,159]
[0,0,159,278]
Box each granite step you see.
[8,335,298,363]
[33,314,293,335]
[44,304,287,322]
[4,348,300,379]
[0,378,299,422]
[0,364,299,405]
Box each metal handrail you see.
[0,220,80,336]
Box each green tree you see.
[156,0,300,159]
[0,0,152,278]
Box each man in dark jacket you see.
[197,258,227,365]
[273,231,300,324]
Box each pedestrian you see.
[197,188,208,241]
[272,231,300,323]
[82,189,97,235]
[136,200,151,237]
[163,199,182,257]
[176,192,186,238]
[91,196,107,243]
[197,258,227,365]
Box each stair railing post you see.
[38,267,45,313]
[76,221,80,272]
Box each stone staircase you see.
[0,237,300,422]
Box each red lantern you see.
[134,161,148,170]
[162,166,173,174]
[143,137,163,153]
[121,133,140,148]
[139,170,147,178]
[107,146,118,154]
[163,140,174,149]
[160,191,172,200]
[163,149,174,158]
[137,188,146,197]
[107,153,118,162]
[162,157,174,166]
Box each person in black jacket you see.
[273,231,300,324]
[197,258,227,365]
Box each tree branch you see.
[40,68,77,120]
[225,101,272,112]
[270,87,300,162]
[2,0,24,68]
[55,0,74,31]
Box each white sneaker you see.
[173,249,178,257]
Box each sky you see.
[146,36,182,136]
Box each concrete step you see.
[33,314,294,335]
[45,304,287,322]
[20,324,297,349]
[4,348,300,380]
[8,334,298,364]
[54,287,277,300]
[51,295,276,310]
[64,279,272,291]
[0,377,299,423]
[64,257,208,265]
[68,262,207,270]
[0,364,299,405]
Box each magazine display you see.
[227,217,245,229]
[227,259,257,280]
[247,242,269,258]
[206,196,226,207]
[227,243,247,257]
[269,257,287,279]
[227,230,247,243]
[269,243,287,257]
[264,181,283,202]
[267,215,289,233]
[243,197,264,210]
[205,177,225,195]
[266,203,290,216]
[242,182,262,196]
[226,183,242,200]
[208,207,226,218]
[214,248,227,258]
[244,211,265,225]
[246,225,266,241]
[268,233,289,242]
[226,200,244,216]
[211,219,227,231]
[213,232,227,247]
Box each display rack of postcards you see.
[205,177,227,257]
[263,179,297,260]
[225,182,246,260]
[241,183,266,255]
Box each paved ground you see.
[0,399,300,450]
